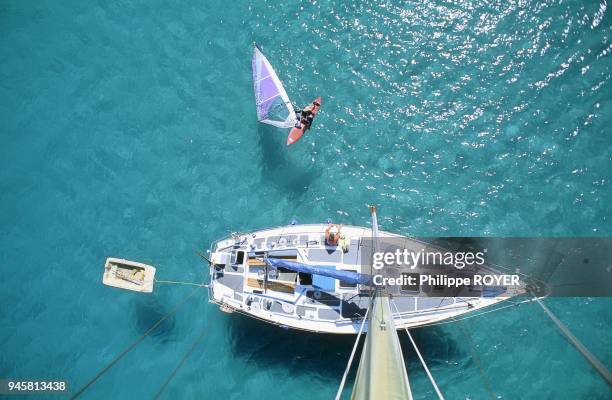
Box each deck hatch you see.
[307,248,342,263]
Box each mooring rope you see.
[70,287,201,399]
[458,321,495,400]
[334,302,371,400]
[534,296,612,386]
[153,327,208,399]
[154,279,209,288]
[392,300,445,400]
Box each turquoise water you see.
[1,0,611,398]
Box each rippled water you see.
[1,0,610,399]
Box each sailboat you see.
[206,210,532,334]
[252,45,322,146]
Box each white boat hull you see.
[208,224,525,334]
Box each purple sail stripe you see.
[251,46,296,127]
[259,76,278,102]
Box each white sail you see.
[252,46,298,128]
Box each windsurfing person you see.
[287,97,322,146]
[294,100,320,129]
[252,45,322,146]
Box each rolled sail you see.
[263,258,371,286]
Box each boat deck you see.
[208,224,525,334]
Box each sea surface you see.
[1,0,611,399]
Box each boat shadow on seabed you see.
[223,309,467,376]
[257,124,321,198]
[131,296,177,343]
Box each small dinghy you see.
[102,257,156,293]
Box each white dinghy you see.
[102,257,156,293]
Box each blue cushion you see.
[312,266,337,291]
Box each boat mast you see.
[349,206,413,400]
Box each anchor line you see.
[69,287,201,399]
[457,321,495,400]
[154,327,208,399]
[534,296,612,386]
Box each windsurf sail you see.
[252,46,299,128]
